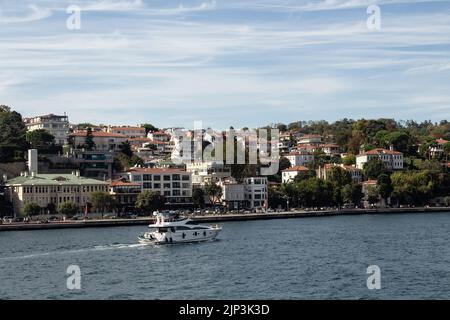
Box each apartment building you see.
[24,114,70,145]
[69,131,128,151]
[127,168,192,205]
[317,163,363,184]
[107,126,146,139]
[186,161,232,186]
[286,151,315,167]
[244,177,268,209]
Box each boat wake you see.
[0,243,148,261]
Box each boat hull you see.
[138,228,221,245]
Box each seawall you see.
[1,207,449,232]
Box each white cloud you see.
[0,4,52,24]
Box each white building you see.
[24,114,70,145]
[281,166,310,183]
[244,177,268,210]
[297,134,322,145]
[127,168,192,205]
[356,148,403,170]
[186,161,231,186]
[286,151,315,167]
[107,126,146,138]
[218,178,246,210]
[317,164,363,184]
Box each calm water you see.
[1,212,450,299]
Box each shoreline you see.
[1,206,449,232]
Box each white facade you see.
[244,177,268,209]
[128,168,192,204]
[108,126,146,138]
[281,166,309,183]
[286,152,314,167]
[356,148,403,170]
[24,114,69,145]
[186,161,231,185]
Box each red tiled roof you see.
[282,166,309,172]
[361,148,403,156]
[436,138,449,145]
[363,179,378,185]
[128,137,152,142]
[70,131,127,138]
[110,181,141,187]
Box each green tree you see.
[342,154,356,166]
[141,123,159,134]
[84,127,96,150]
[0,105,28,162]
[367,186,380,206]
[363,158,386,180]
[58,202,79,218]
[342,183,363,206]
[192,188,206,209]
[23,203,41,217]
[26,129,59,154]
[90,191,116,218]
[443,142,450,162]
[119,141,133,158]
[136,190,165,214]
[204,181,223,207]
[377,174,393,204]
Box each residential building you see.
[5,172,109,215]
[71,150,114,179]
[109,179,142,212]
[148,131,171,142]
[429,138,449,158]
[286,151,315,167]
[186,161,232,186]
[244,177,268,210]
[24,114,70,145]
[127,168,192,205]
[317,163,363,184]
[298,134,322,145]
[321,143,341,156]
[218,178,246,210]
[282,166,310,183]
[69,131,128,151]
[356,148,403,170]
[107,126,146,138]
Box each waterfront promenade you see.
[1,207,449,232]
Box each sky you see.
[0,0,450,129]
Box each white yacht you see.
[138,212,222,245]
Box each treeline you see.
[0,105,61,162]
[273,118,450,158]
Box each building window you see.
[154,175,161,181]
[172,182,180,188]
[163,175,171,181]
[182,175,190,181]
[143,182,152,189]
[163,183,171,189]
[143,174,152,181]
[154,183,161,189]
[164,191,171,196]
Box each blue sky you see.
[1,0,450,129]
